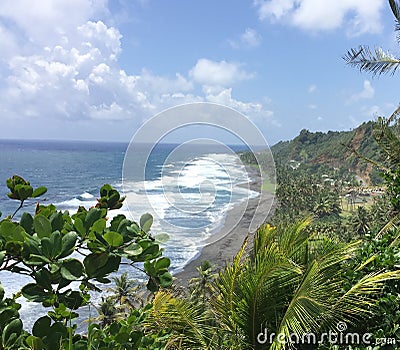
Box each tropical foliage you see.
[142,221,400,349]
[0,176,172,349]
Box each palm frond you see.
[146,291,215,349]
[373,116,400,166]
[276,218,313,264]
[214,236,248,334]
[389,0,400,41]
[240,246,304,347]
[390,0,400,22]
[272,260,340,350]
[343,46,400,76]
[334,270,400,322]
[270,238,382,350]
[386,102,400,125]
[374,211,400,239]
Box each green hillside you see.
[270,121,383,185]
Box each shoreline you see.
[173,167,276,285]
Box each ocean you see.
[0,139,259,329]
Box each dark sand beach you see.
[174,168,276,285]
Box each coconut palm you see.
[95,296,118,327]
[189,260,217,305]
[145,220,400,349]
[350,206,371,236]
[344,0,400,76]
[108,272,143,311]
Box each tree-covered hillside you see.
[270,121,383,184]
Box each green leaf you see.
[155,257,171,271]
[15,184,33,200]
[32,186,47,198]
[100,184,113,197]
[146,278,158,292]
[140,213,153,233]
[0,283,4,301]
[34,269,52,291]
[59,231,78,258]
[90,218,106,234]
[60,259,84,280]
[34,215,52,238]
[0,310,19,331]
[84,253,120,278]
[5,241,22,255]
[49,230,62,258]
[22,237,41,260]
[73,218,85,237]
[83,252,108,278]
[84,208,103,232]
[20,212,33,234]
[159,272,173,287]
[41,237,52,259]
[46,322,67,348]
[144,261,156,276]
[26,335,45,349]
[110,214,126,231]
[21,283,50,302]
[0,251,4,267]
[104,231,123,247]
[73,340,88,350]
[49,212,64,232]
[154,233,170,243]
[0,220,26,242]
[59,290,84,310]
[2,318,23,345]
[124,243,143,256]
[115,332,130,344]
[126,222,140,236]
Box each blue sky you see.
[0,0,399,145]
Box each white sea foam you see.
[79,192,94,199]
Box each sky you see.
[0,0,399,146]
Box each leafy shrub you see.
[0,175,173,349]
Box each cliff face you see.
[271,121,382,184]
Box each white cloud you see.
[254,0,384,36]
[203,87,277,126]
[350,80,375,102]
[0,0,108,47]
[229,28,262,49]
[361,104,382,118]
[308,84,316,93]
[255,0,295,20]
[189,59,254,87]
[308,104,317,110]
[138,69,193,94]
[0,1,277,136]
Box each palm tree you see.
[109,272,144,311]
[344,0,400,76]
[188,260,217,306]
[350,206,371,236]
[145,220,400,349]
[95,296,118,327]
